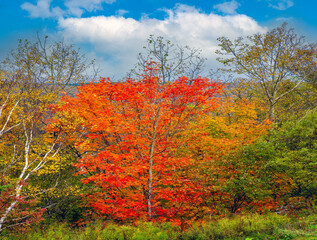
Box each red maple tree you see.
[50,64,223,225]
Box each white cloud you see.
[213,0,241,14]
[58,4,267,79]
[115,9,128,16]
[21,0,116,18]
[268,0,294,10]
[65,0,116,17]
[21,0,64,18]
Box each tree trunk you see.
[148,106,160,220]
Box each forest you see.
[0,23,317,239]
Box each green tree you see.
[227,108,317,213]
[269,108,317,200]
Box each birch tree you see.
[0,71,64,232]
[0,36,95,233]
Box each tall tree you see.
[50,63,223,225]
[0,72,62,232]
[217,23,317,121]
[0,36,95,233]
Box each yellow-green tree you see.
[217,23,317,121]
[0,36,94,233]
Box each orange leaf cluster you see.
[50,73,223,225]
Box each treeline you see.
[0,23,316,236]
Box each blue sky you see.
[1,0,316,79]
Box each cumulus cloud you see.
[268,0,294,10]
[21,0,64,18]
[58,4,267,78]
[213,0,241,14]
[21,0,116,18]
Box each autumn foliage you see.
[50,64,224,225]
[1,28,317,236]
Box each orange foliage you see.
[178,97,272,214]
[184,97,271,160]
[50,69,223,225]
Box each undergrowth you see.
[1,213,316,240]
